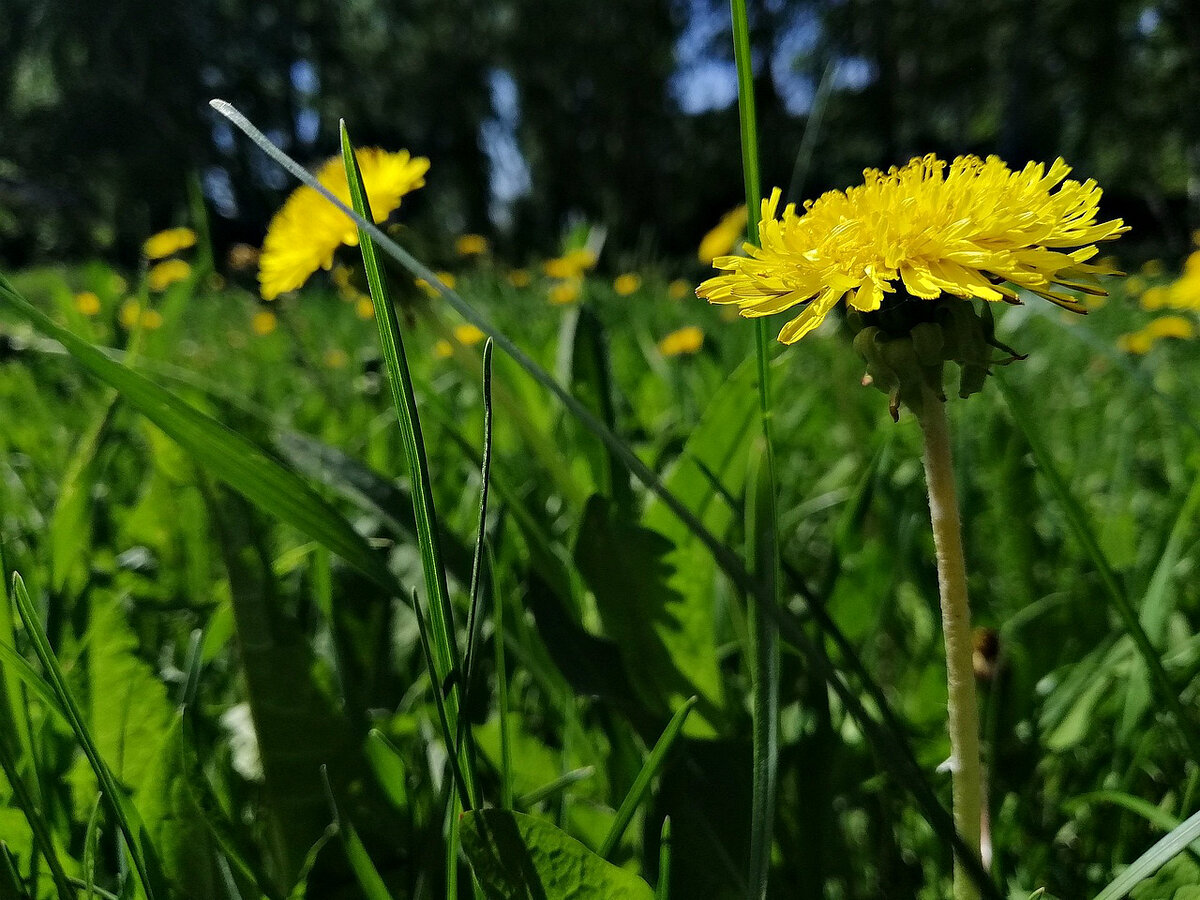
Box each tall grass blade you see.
[599,697,696,859]
[999,378,1200,760]
[321,766,394,900]
[9,573,167,900]
[491,544,514,811]
[339,124,477,807]
[655,818,672,900]
[0,725,74,897]
[1092,806,1200,900]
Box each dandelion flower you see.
[698,205,748,264]
[453,323,486,346]
[507,269,532,288]
[658,326,705,357]
[120,300,163,330]
[251,310,278,336]
[415,271,456,297]
[325,348,350,369]
[456,234,489,256]
[544,249,596,280]
[668,279,690,300]
[148,259,192,292]
[143,227,197,260]
[698,155,1127,344]
[355,296,375,320]
[74,291,101,316]
[259,148,430,301]
[614,273,642,296]
[434,340,454,359]
[549,278,582,306]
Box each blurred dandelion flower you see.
[543,249,596,280]
[74,291,101,316]
[698,204,749,264]
[355,296,375,319]
[434,339,454,359]
[1139,253,1200,311]
[143,227,197,260]
[456,234,489,256]
[258,148,430,301]
[698,155,1127,344]
[227,243,260,272]
[324,348,350,369]
[549,278,582,306]
[434,323,486,360]
[507,268,532,288]
[613,273,642,296]
[415,271,457,297]
[668,279,690,300]
[120,300,163,330]
[251,310,278,336]
[657,326,705,357]
[1119,315,1195,354]
[147,259,192,292]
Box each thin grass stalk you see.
[728,4,782,896]
[915,393,983,900]
[491,543,514,811]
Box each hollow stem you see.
[915,390,983,900]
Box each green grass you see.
[0,229,1198,899]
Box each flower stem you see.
[915,390,983,900]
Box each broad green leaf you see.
[460,810,653,900]
[0,273,400,596]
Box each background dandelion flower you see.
[698,154,1127,344]
[147,258,192,292]
[143,227,196,260]
[258,148,430,301]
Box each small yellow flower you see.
[415,271,457,297]
[147,259,192,292]
[355,296,376,319]
[1140,286,1166,310]
[613,273,642,296]
[1144,315,1195,340]
[453,323,486,346]
[251,310,278,336]
[699,155,1127,344]
[143,227,197,260]
[1124,275,1145,296]
[1117,332,1152,355]
[1140,259,1164,278]
[507,268,532,288]
[543,249,597,280]
[698,205,748,264]
[433,339,454,359]
[456,234,489,256]
[324,348,350,369]
[227,243,260,271]
[120,300,163,330]
[259,148,430,300]
[549,278,582,305]
[668,279,690,300]
[74,291,102,316]
[140,309,164,330]
[657,325,705,357]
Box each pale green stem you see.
[915,391,983,900]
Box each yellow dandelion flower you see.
[355,296,375,319]
[324,348,350,369]
[658,326,705,357]
[1143,315,1195,340]
[74,291,101,316]
[1140,286,1167,310]
[119,300,142,329]
[507,268,532,288]
[1124,275,1145,296]
[544,249,597,280]
[1117,331,1151,354]
[143,227,197,260]
[698,154,1127,344]
[1140,259,1164,278]
[614,273,642,296]
[668,279,690,300]
[140,309,164,330]
[456,234,489,256]
[147,259,192,292]
[251,310,278,336]
[453,323,486,346]
[698,204,749,264]
[258,148,430,301]
[434,339,454,359]
[549,279,582,306]
[415,271,457,297]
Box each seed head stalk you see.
[915,387,983,900]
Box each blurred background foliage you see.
[1,0,1198,267]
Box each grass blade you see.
[9,573,167,900]
[600,697,697,859]
[491,544,513,811]
[322,766,394,900]
[0,720,74,898]
[1092,806,1200,900]
[339,124,477,808]
[999,378,1200,760]
[655,818,672,900]
[0,273,400,597]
